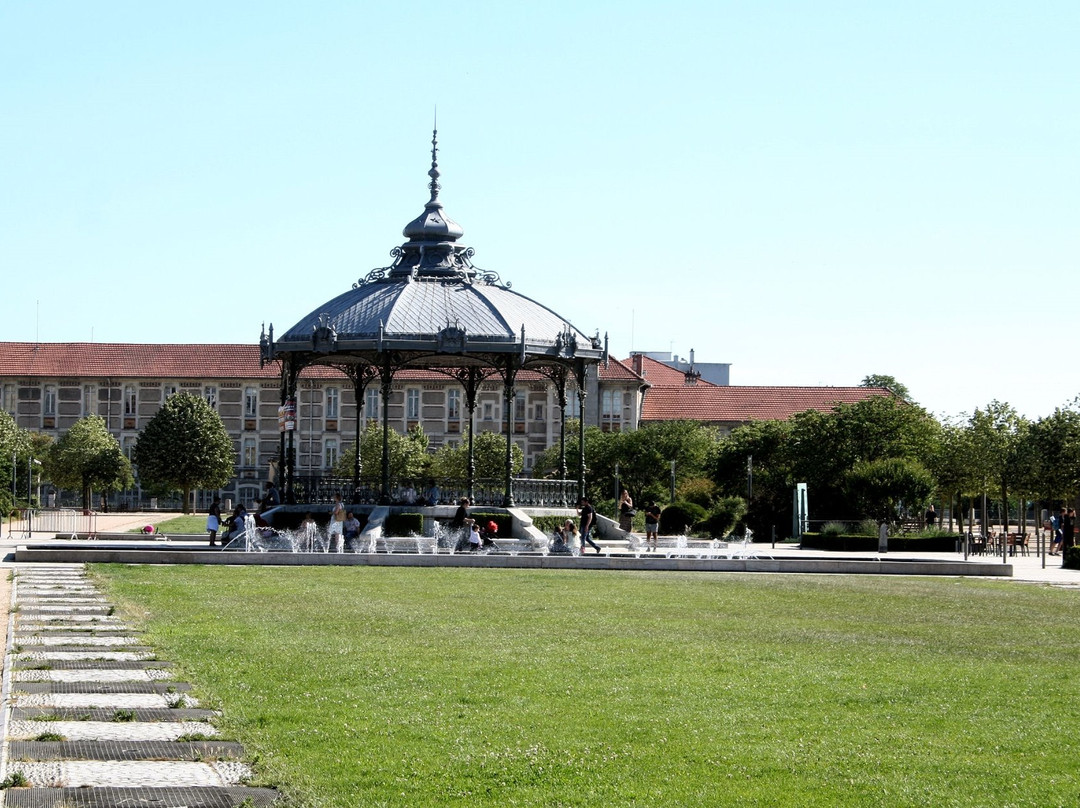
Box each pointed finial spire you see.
[428,111,441,204]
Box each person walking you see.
[206,496,222,547]
[644,501,661,552]
[328,494,346,553]
[578,497,601,554]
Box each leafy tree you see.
[860,374,912,403]
[712,420,793,537]
[845,457,935,523]
[44,415,133,509]
[429,430,523,483]
[133,393,234,513]
[535,420,718,507]
[0,411,34,516]
[925,420,979,532]
[335,422,430,484]
[787,396,941,521]
[617,421,718,505]
[963,401,1027,531]
[1026,405,1080,509]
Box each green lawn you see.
[93,566,1080,807]
[128,514,207,534]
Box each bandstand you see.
[259,130,606,506]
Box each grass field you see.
[129,514,207,534]
[94,566,1080,807]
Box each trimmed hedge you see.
[384,512,423,536]
[1063,545,1080,570]
[801,533,959,552]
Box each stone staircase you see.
[2,563,279,806]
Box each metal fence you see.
[26,509,98,538]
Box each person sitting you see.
[343,512,361,552]
[223,504,249,544]
[478,519,499,549]
[551,520,576,554]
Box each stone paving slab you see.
[13,692,198,709]
[15,650,156,661]
[8,759,251,787]
[9,719,218,741]
[2,786,280,807]
[17,635,144,646]
[9,740,245,761]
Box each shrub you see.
[1063,545,1080,570]
[532,515,569,536]
[699,496,748,538]
[384,512,423,536]
[675,478,717,509]
[658,501,707,535]
[821,521,848,537]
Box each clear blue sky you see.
[2,2,1077,421]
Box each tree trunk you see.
[183,486,192,515]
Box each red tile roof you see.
[0,343,573,384]
[641,385,893,423]
[598,356,647,383]
[0,343,281,379]
[626,354,717,387]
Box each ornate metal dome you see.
[263,129,604,367]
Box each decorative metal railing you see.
[289,477,577,508]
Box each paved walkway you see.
[0,537,279,805]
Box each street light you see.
[28,457,41,508]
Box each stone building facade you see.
[0,342,647,507]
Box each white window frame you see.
[405,388,420,421]
[244,387,259,417]
[204,385,218,409]
[364,388,380,424]
[326,387,340,419]
[242,436,257,467]
[447,389,461,421]
[44,384,57,417]
[83,384,96,416]
[324,438,339,469]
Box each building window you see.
[2,384,14,414]
[326,387,340,419]
[123,385,137,416]
[325,438,339,469]
[514,392,526,421]
[244,387,259,417]
[447,389,461,421]
[122,435,136,459]
[82,384,96,416]
[602,390,623,432]
[164,383,179,399]
[482,401,495,421]
[204,386,218,409]
[563,394,581,420]
[44,385,57,417]
[365,388,380,423]
[533,403,545,421]
[243,437,257,468]
[406,388,420,421]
